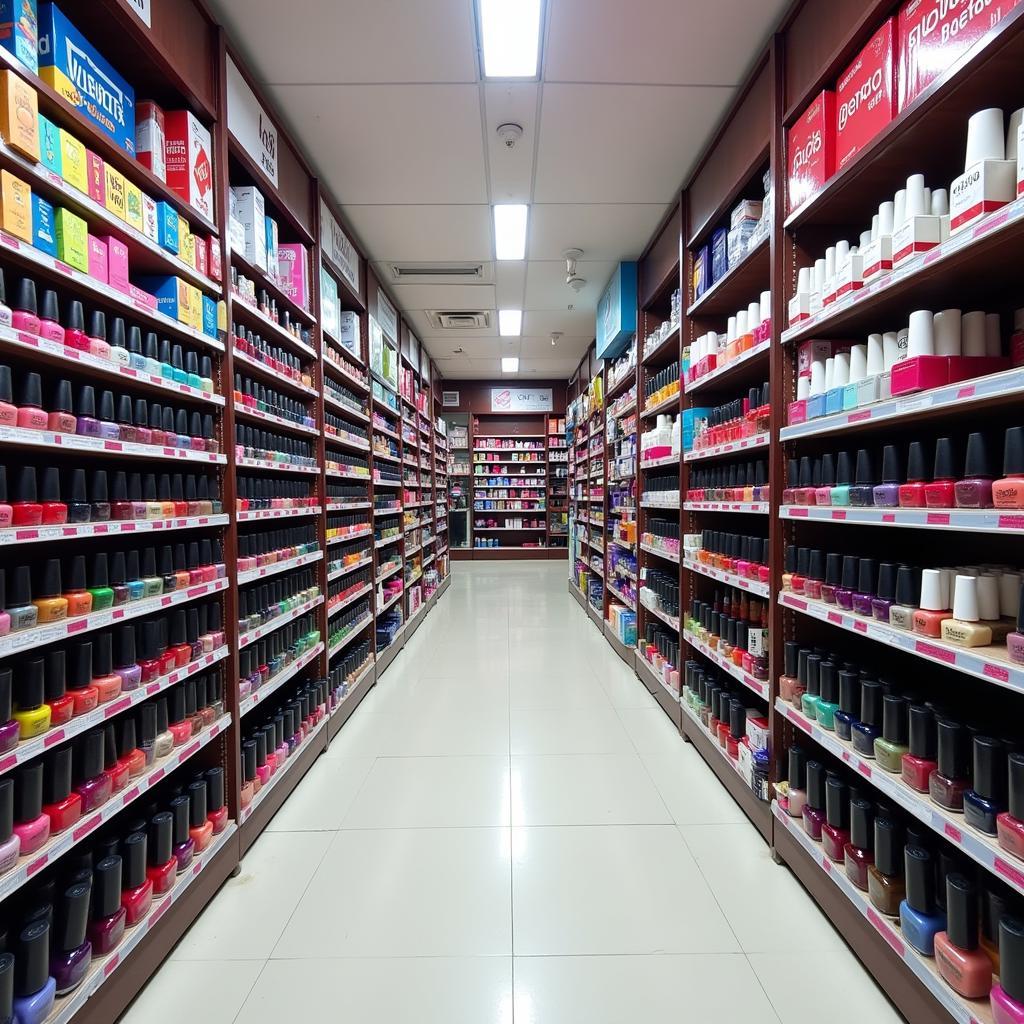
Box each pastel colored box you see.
[207,236,222,281]
[179,228,195,269]
[194,233,208,276]
[124,178,143,232]
[835,19,897,172]
[54,206,87,272]
[141,194,157,241]
[0,168,31,241]
[155,201,179,254]
[103,164,126,221]
[0,0,39,74]
[38,2,135,154]
[87,234,107,282]
[786,90,835,213]
[58,128,86,193]
[37,114,61,176]
[127,283,156,311]
[100,234,129,292]
[163,109,213,221]
[0,68,39,161]
[31,193,55,256]
[86,150,104,204]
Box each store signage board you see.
[125,0,152,27]
[319,200,360,296]
[491,388,553,412]
[226,56,279,187]
[595,262,637,360]
[377,291,398,342]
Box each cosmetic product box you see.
[86,150,104,205]
[87,233,107,282]
[731,199,762,229]
[687,353,717,384]
[164,109,214,221]
[54,205,87,271]
[99,234,129,292]
[0,167,30,241]
[128,283,156,312]
[320,266,339,339]
[30,192,54,256]
[231,184,267,271]
[835,18,897,172]
[179,227,195,269]
[103,163,125,221]
[727,223,755,266]
[278,242,310,309]
[746,715,769,751]
[797,339,832,377]
[710,228,729,282]
[124,177,143,232]
[134,274,192,324]
[788,291,811,325]
[136,100,166,182]
[0,0,38,73]
[950,160,1017,233]
[264,215,279,280]
[861,234,893,280]
[835,251,865,295]
[0,68,38,161]
[339,310,360,355]
[787,90,836,213]
[202,294,217,337]
[897,0,1024,112]
[892,214,946,264]
[693,245,709,299]
[155,201,179,254]
[38,113,61,175]
[890,355,1011,396]
[58,128,87,193]
[38,3,136,154]
[193,232,208,276]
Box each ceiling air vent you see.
[387,262,490,284]
[426,310,492,330]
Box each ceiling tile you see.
[528,203,667,260]
[518,336,592,359]
[494,262,528,307]
[534,84,732,204]
[545,0,787,86]
[347,206,491,262]
[524,259,617,310]
[483,82,539,203]
[272,84,487,205]
[523,309,598,336]
[388,283,496,310]
[212,0,479,85]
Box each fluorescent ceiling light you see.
[498,309,522,336]
[502,357,520,373]
[493,204,528,260]
[478,0,542,78]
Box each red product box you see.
[836,19,898,172]
[86,151,105,206]
[898,0,1023,112]
[163,110,214,222]
[786,91,836,214]
[207,236,222,282]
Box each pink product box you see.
[787,399,809,426]
[86,151,105,205]
[889,355,1011,395]
[643,445,673,461]
[87,235,108,284]
[195,236,208,277]
[835,18,897,172]
[689,354,716,382]
[100,235,130,293]
[207,236,222,282]
[128,283,157,312]
[798,340,832,376]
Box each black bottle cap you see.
[933,437,956,480]
[14,761,42,823]
[937,718,969,781]
[0,953,11,1018]
[0,366,10,406]
[76,384,96,419]
[819,452,835,487]
[789,746,806,789]
[40,466,60,505]
[55,880,90,953]
[860,679,882,727]
[139,703,156,749]
[1008,752,1024,820]
[149,811,173,866]
[42,747,72,804]
[103,723,118,772]
[0,667,10,720]
[881,694,907,745]
[808,549,825,582]
[840,555,859,590]
[972,736,1006,804]
[825,774,848,829]
[93,630,113,676]
[52,378,73,416]
[853,449,875,486]
[904,845,936,914]
[982,885,1011,950]
[963,432,991,479]
[14,919,49,997]
[88,311,106,341]
[895,566,920,607]
[14,278,36,316]
[67,468,88,507]
[805,654,821,697]
[205,767,225,812]
[188,780,207,827]
[13,465,35,504]
[99,390,115,423]
[819,661,837,704]
[0,778,11,844]
[92,855,122,920]
[835,451,852,486]
[784,641,799,678]
[849,796,874,850]
[784,545,796,574]
[856,558,876,597]
[906,441,928,483]
[109,317,126,352]
[123,831,147,889]
[999,916,1024,1002]
[65,298,84,332]
[945,873,978,951]
[242,739,257,782]
[14,657,43,712]
[115,623,135,668]
[170,793,190,845]
[908,704,936,760]
[1004,427,1024,476]
[880,446,901,485]
[119,716,137,760]
[79,730,104,782]
[825,552,842,588]
[876,563,897,603]
[874,815,903,877]
[806,760,825,810]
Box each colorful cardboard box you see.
[231,185,266,270]
[59,128,86,193]
[0,68,38,161]
[87,233,107,283]
[164,109,213,221]
[194,232,208,276]
[179,227,195,269]
[201,294,217,338]
[0,168,30,241]
[54,205,87,271]
[155,201,178,254]
[787,90,836,213]
[278,242,309,309]
[103,164,125,221]
[86,150,104,205]
[38,113,61,176]
[38,3,135,154]
[135,99,165,181]
[124,178,143,232]
[207,236,221,281]
[836,19,897,172]
[30,193,54,255]
[142,194,157,242]
[101,234,129,292]
[135,274,190,323]
[0,0,39,74]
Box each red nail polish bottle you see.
[39,467,67,526]
[41,748,82,834]
[11,466,41,526]
[44,649,75,726]
[205,767,228,834]
[46,380,76,434]
[147,812,177,895]
[63,300,88,352]
[138,622,162,684]
[102,724,129,795]
[88,856,127,955]
[923,437,956,508]
[66,642,99,716]
[16,371,47,430]
[821,775,850,862]
[0,365,16,425]
[120,832,154,927]
[901,704,938,793]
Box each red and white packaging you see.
[195,234,208,277]
[1018,122,1024,195]
[950,160,1016,232]
[786,91,836,214]
[861,235,893,279]
[136,100,166,182]
[836,19,897,171]
[892,215,943,263]
[898,0,1024,112]
[207,236,222,282]
[164,110,214,221]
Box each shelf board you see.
[237,456,319,475]
[240,643,324,716]
[780,503,1024,534]
[686,236,770,318]
[683,557,771,597]
[327,555,374,581]
[640,497,681,510]
[684,629,769,700]
[231,295,315,359]
[329,584,374,617]
[0,423,226,465]
[232,347,318,398]
[640,452,680,470]
[238,549,323,585]
[641,325,681,367]
[640,598,679,632]
[639,541,680,564]
[0,513,228,547]
[640,390,680,419]
[606,581,636,610]
[684,432,769,463]
[684,500,768,515]
[235,405,319,436]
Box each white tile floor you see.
[121,562,907,1024]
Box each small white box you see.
[788,292,811,326]
[861,235,893,280]
[141,194,158,242]
[835,253,864,297]
[950,160,1016,233]
[892,215,942,265]
[339,310,360,355]
[232,185,267,271]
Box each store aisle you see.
[122,563,904,1024]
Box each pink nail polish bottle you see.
[955,432,994,509]
[0,777,20,873]
[0,268,11,327]
[16,373,47,430]
[13,762,50,856]
[74,731,112,812]
[11,278,39,336]
[991,916,1024,1024]
[63,300,88,352]
[46,380,76,434]
[37,290,64,344]
[0,366,16,425]
[87,311,110,360]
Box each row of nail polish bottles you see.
[324,411,369,445]
[237,616,321,701]
[638,622,680,691]
[686,460,769,503]
[238,569,321,633]
[237,475,319,512]
[327,571,372,611]
[237,525,319,571]
[232,321,313,390]
[328,599,373,650]
[236,425,316,467]
[687,529,769,582]
[233,374,316,429]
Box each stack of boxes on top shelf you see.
[692,180,771,302]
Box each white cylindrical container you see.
[933,309,962,357]
[907,309,935,358]
[966,107,1005,166]
[962,311,988,357]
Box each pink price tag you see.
[915,640,956,664]
[858,761,872,779]
[827,612,842,625]
[831,510,847,520]
[43,729,66,748]
[104,953,121,976]
[74,814,102,842]
[867,908,905,955]
[789,508,808,517]
[54,260,72,276]
[848,410,872,423]
[944,823,963,844]
[995,857,1024,890]
[984,662,1010,683]
[926,513,951,526]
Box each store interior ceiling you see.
[212,0,788,379]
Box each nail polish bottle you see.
[844,796,875,891]
[66,641,99,716]
[820,552,843,604]
[154,698,174,757]
[65,468,90,524]
[96,391,118,440]
[187,779,213,853]
[992,915,1024,1023]
[0,778,17,873]
[965,736,1006,836]
[800,653,821,720]
[795,456,816,505]
[11,278,40,336]
[814,453,835,506]
[821,774,850,862]
[779,641,801,703]
[108,317,130,367]
[170,794,195,872]
[872,562,897,621]
[956,432,994,508]
[102,724,128,794]
[88,553,113,611]
[167,688,192,746]
[114,624,141,691]
[995,427,1024,509]
[120,831,153,926]
[980,885,1010,975]
[32,558,67,623]
[902,704,938,793]
[912,568,950,637]
[13,659,51,739]
[899,441,930,508]
[87,311,109,360]
[868,815,905,917]
[787,746,807,817]
[74,730,112,812]
[852,558,876,616]
[16,372,46,430]
[851,679,882,756]
[942,574,993,647]
[831,451,853,506]
[925,437,957,508]
[146,811,176,895]
[998,754,1024,860]
[935,873,993,998]
[41,748,81,834]
[0,670,17,751]
[12,920,55,1024]
[49,880,91,995]
[900,845,947,955]
[873,446,902,507]
[62,555,93,618]
[124,550,145,602]
[835,555,859,611]
[0,367,13,426]
[11,467,41,526]
[873,694,909,772]
[815,662,840,731]
[849,449,876,506]
[13,762,50,854]
[38,467,67,526]
[240,739,256,808]
[889,565,920,631]
[930,718,970,812]
[47,379,75,434]
[140,547,162,597]
[205,767,228,834]
[0,469,9,529]
[133,399,152,445]
[88,856,126,954]
[60,299,86,352]
[170,344,187,385]
[115,394,135,443]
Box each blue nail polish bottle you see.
[833,670,860,742]
[851,679,883,756]
[900,846,947,956]
[11,920,56,1024]
[963,735,1006,836]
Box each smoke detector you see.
[564,248,586,292]
[496,123,524,149]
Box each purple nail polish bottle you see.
[50,880,92,994]
[97,392,119,441]
[872,562,897,621]
[75,385,100,437]
[12,921,55,1024]
[835,555,859,611]
[114,624,141,691]
[849,449,877,507]
[0,670,20,753]
[873,446,902,507]
[852,558,877,616]
[954,432,994,509]
[170,794,194,872]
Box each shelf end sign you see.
[226,57,278,187]
[491,388,553,413]
[126,0,152,27]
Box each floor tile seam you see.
[673,823,746,955]
[227,959,274,1024]
[241,950,758,963]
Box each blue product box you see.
[31,193,55,256]
[134,274,182,320]
[710,228,729,282]
[38,113,61,176]
[806,394,826,420]
[155,202,179,254]
[38,3,135,155]
[621,611,637,648]
[825,387,844,416]
[694,244,709,299]
[201,294,217,338]
[842,382,859,411]
[0,0,38,74]
[682,407,709,451]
